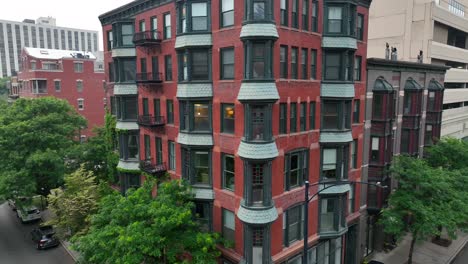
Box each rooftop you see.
[24,48,97,60]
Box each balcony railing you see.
[136,72,163,84]
[133,30,162,46]
[137,115,165,127]
[140,160,167,175]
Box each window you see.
[167,100,174,124]
[352,100,360,124]
[354,56,362,81]
[221,0,234,27]
[324,51,354,81]
[321,146,349,181]
[401,130,410,154]
[182,148,211,186]
[320,197,346,233]
[191,2,208,31]
[194,201,212,231]
[348,185,355,214]
[31,61,36,70]
[371,137,379,161]
[301,48,308,79]
[144,135,151,160]
[253,0,266,20]
[119,132,139,160]
[164,13,171,39]
[244,41,273,80]
[403,92,411,115]
[74,62,83,73]
[309,102,316,130]
[54,80,61,92]
[222,154,235,191]
[328,6,343,33]
[107,31,113,50]
[116,96,138,120]
[357,14,364,40]
[178,49,210,81]
[292,0,299,28]
[308,238,343,264]
[222,104,235,134]
[247,104,271,141]
[222,209,235,243]
[140,58,147,78]
[120,174,141,195]
[143,98,150,115]
[151,17,157,31]
[168,141,176,170]
[139,20,146,31]
[302,0,309,30]
[350,139,358,169]
[425,125,433,146]
[221,48,234,79]
[372,93,384,119]
[165,55,172,81]
[251,42,268,79]
[251,163,265,205]
[76,80,83,92]
[310,49,317,80]
[180,101,211,132]
[427,91,436,111]
[155,137,163,164]
[284,150,308,190]
[311,0,318,32]
[300,102,306,131]
[77,99,84,110]
[291,47,298,79]
[321,101,352,130]
[115,58,136,83]
[290,103,297,133]
[179,3,187,33]
[281,0,288,26]
[280,103,287,134]
[112,22,134,47]
[283,204,304,246]
[280,45,288,78]
[252,227,265,263]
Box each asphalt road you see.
[0,202,75,264]
[452,244,468,264]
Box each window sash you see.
[300,102,306,131]
[291,48,298,79]
[281,0,288,26]
[167,100,174,124]
[168,141,176,170]
[222,104,235,133]
[301,48,308,79]
[280,46,288,78]
[302,0,309,30]
[280,103,287,134]
[221,48,235,79]
[164,13,171,39]
[223,154,235,191]
[309,102,316,130]
[221,0,234,27]
[290,103,297,133]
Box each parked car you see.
[31,225,59,249]
[17,206,41,223]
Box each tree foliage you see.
[0,97,86,198]
[72,180,220,264]
[47,166,100,239]
[381,152,468,264]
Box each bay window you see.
[321,100,352,130]
[112,21,134,48]
[319,196,346,234]
[180,101,212,132]
[244,161,272,207]
[114,58,136,83]
[116,96,138,121]
[244,104,272,142]
[323,51,354,81]
[182,147,212,186]
[325,3,356,36]
[321,145,349,181]
[244,40,274,80]
[119,132,139,160]
[244,0,274,22]
[178,49,211,81]
[177,1,209,34]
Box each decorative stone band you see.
[177,132,214,146]
[117,160,140,171]
[114,84,138,95]
[192,187,215,200]
[321,83,355,98]
[318,183,351,195]
[322,37,357,49]
[176,83,213,98]
[237,141,279,160]
[175,34,213,49]
[116,121,139,131]
[237,82,279,101]
[112,47,136,58]
[240,23,279,39]
[319,131,353,143]
[237,201,278,225]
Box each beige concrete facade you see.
[369,0,468,139]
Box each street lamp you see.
[302,180,387,264]
[40,187,45,211]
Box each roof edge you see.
[367,58,450,73]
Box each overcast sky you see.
[0,0,134,50]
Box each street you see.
[0,202,75,264]
[452,244,468,264]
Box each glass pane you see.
[254,2,265,20]
[320,199,335,232]
[251,106,265,140]
[329,6,343,19]
[192,3,207,16]
[192,51,209,80]
[223,0,234,11]
[192,17,208,31]
[223,105,235,133]
[223,11,234,26]
[195,151,209,184]
[194,103,210,131]
[122,24,133,34]
[223,210,235,229]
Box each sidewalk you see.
[41,209,81,262]
[371,232,468,264]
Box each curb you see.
[447,238,468,264]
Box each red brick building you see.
[15,47,106,138]
[100,0,371,263]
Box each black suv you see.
[31,225,60,249]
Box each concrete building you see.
[0,17,99,77]
[14,47,106,138]
[100,0,373,263]
[363,58,447,253]
[367,0,468,139]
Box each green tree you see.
[381,156,468,264]
[0,97,86,198]
[426,137,468,170]
[73,180,220,264]
[47,166,100,238]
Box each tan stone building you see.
[368,0,468,139]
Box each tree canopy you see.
[73,179,220,264]
[381,146,468,263]
[47,166,101,239]
[0,97,86,198]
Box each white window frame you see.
[54,79,61,92]
[77,98,84,110]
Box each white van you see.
[17,206,41,223]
